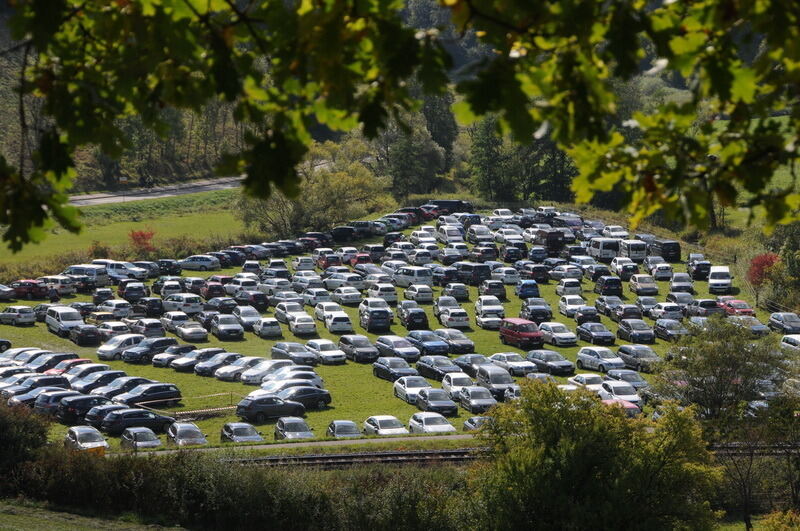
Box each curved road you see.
[69,176,244,207]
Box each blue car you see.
[514,280,540,299]
[406,330,450,356]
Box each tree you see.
[468,116,508,201]
[0,403,49,476]
[4,0,800,250]
[747,252,780,305]
[653,318,789,433]
[474,382,721,530]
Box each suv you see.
[236,394,306,423]
[120,337,179,364]
[499,318,543,349]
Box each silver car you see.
[120,427,162,451]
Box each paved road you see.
[124,433,475,457]
[69,176,244,206]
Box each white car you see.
[439,307,470,329]
[178,254,220,271]
[314,302,343,321]
[558,295,586,317]
[363,415,409,436]
[96,299,132,319]
[408,412,456,434]
[408,249,433,265]
[162,293,203,314]
[325,311,353,333]
[253,318,282,338]
[494,228,522,244]
[97,321,130,341]
[393,376,433,403]
[359,298,394,319]
[602,225,629,239]
[241,360,290,385]
[363,274,393,290]
[597,380,642,405]
[291,256,316,271]
[336,247,359,263]
[324,273,365,291]
[442,372,474,399]
[367,283,398,303]
[445,242,469,258]
[475,307,504,330]
[567,373,605,392]
[214,356,266,381]
[475,295,504,315]
[331,286,362,305]
[288,313,317,335]
[550,265,583,280]
[610,257,634,275]
[538,322,578,346]
[232,305,261,330]
[404,284,434,303]
[555,278,582,296]
[492,208,514,220]
[225,278,258,296]
[650,263,674,281]
[302,288,332,307]
[306,339,347,364]
[175,321,208,341]
[489,352,537,376]
[650,303,683,321]
[491,267,520,285]
[160,311,190,333]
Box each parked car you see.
[236,394,305,423]
[575,346,625,372]
[101,408,176,436]
[166,422,208,446]
[526,350,575,375]
[120,427,163,450]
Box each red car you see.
[349,253,372,267]
[721,299,755,316]
[10,279,48,299]
[44,358,92,375]
[499,318,544,349]
[317,254,342,269]
[201,282,226,300]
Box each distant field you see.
[0,189,243,264]
[0,499,182,531]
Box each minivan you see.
[708,266,733,294]
[476,365,518,401]
[453,262,492,286]
[619,240,647,262]
[45,306,85,337]
[436,225,464,244]
[649,239,681,262]
[393,266,434,288]
[63,264,110,287]
[499,318,544,349]
[594,276,623,296]
[587,238,620,262]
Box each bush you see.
[0,404,50,481]
[761,510,800,531]
[747,252,780,287]
[128,229,156,254]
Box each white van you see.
[162,293,204,314]
[708,266,733,294]
[393,266,434,288]
[45,306,85,337]
[619,240,648,262]
[436,225,464,244]
[587,238,621,262]
[63,264,110,287]
[38,275,77,296]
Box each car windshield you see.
[786,314,800,323]
[613,384,636,395]
[665,322,684,330]
[490,372,513,384]
[427,390,449,401]
[378,419,403,429]
[517,323,538,332]
[135,431,158,442]
[318,344,336,351]
[177,427,203,439]
[640,298,657,305]
[387,359,409,368]
[241,308,259,316]
[597,350,615,359]
[542,353,564,361]
[405,378,429,388]
[505,354,525,362]
[449,331,467,340]
[586,324,605,332]
[232,425,259,437]
[582,376,603,385]
[424,416,449,426]
[77,431,105,443]
[218,316,238,325]
[470,389,493,399]
[351,338,371,347]
[451,376,472,386]
[629,321,650,330]
[335,424,359,435]
[620,373,645,383]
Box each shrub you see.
[128,229,156,253]
[761,510,800,531]
[747,252,780,287]
[0,404,50,481]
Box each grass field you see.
[0,241,758,453]
[0,499,182,531]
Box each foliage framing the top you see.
[1,0,799,250]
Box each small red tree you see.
[128,228,156,253]
[747,252,780,288]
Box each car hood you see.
[548,360,574,368]
[393,368,419,377]
[152,353,178,360]
[376,427,409,435]
[231,435,264,443]
[553,332,577,338]
[133,440,162,449]
[507,361,536,368]
[176,438,208,446]
[114,392,137,402]
[470,398,497,407]
[217,324,244,330]
[282,431,314,439]
[428,399,457,408]
[422,424,456,433]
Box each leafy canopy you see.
[3,0,800,249]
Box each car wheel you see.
[114,353,121,361]
[576,360,583,369]
[235,373,242,381]
[393,388,399,398]
[200,266,207,271]
[599,364,606,373]
[317,400,326,410]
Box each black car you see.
[84,404,129,428]
[170,349,222,372]
[206,252,232,268]
[235,394,305,423]
[27,352,78,373]
[235,290,269,312]
[68,302,97,317]
[687,259,711,280]
[91,376,154,399]
[121,337,179,364]
[383,232,405,247]
[360,309,392,333]
[205,297,238,314]
[576,322,615,345]
[194,351,241,376]
[33,389,81,416]
[32,303,58,322]
[92,288,115,306]
[453,354,493,377]
[220,250,247,266]
[271,342,317,365]
[131,297,164,317]
[101,408,177,435]
[220,422,264,443]
[617,319,656,343]
[433,328,475,354]
[520,298,552,323]
[56,395,112,425]
[152,276,184,295]
[584,264,611,282]
[432,266,459,287]
[115,382,182,407]
[69,324,100,346]
[617,344,662,372]
[415,388,458,416]
[157,259,182,275]
[72,370,127,394]
[525,349,575,375]
[277,386,331,410]
[415,355,461,381]
[574,306,601,325]
[769,312,800,334]
[400,308,429,330]
[654,319,689,342]
[7,386,65,407]
[372,357,419,381]
[338,335,379,363]
[610,304,643,323]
